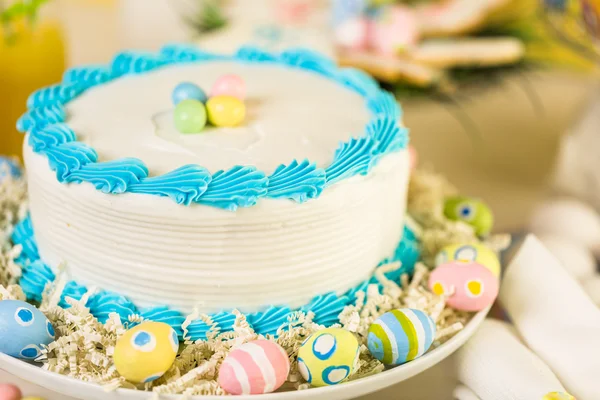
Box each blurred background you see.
[1,0,599,233]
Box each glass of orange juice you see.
[0,0,66,159]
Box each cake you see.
[14,44,412,338]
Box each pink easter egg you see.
[408,145,418,171]
[210,74,246,100]
[0,384,22,400]
[370,5,419,56]
[334,17,370,51]
[219,340,290,395]
[428,261,499,312]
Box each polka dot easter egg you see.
[367,308,436,365]
[113,321,178,383]
[0,300,55,360]
[435,243,501,277]
[219,340,290,395]
[444,196,494,236]
[210,74,246,100]
[172,82,208,105]
[429,261,499,312]
[297,328,359,387]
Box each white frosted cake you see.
[14,44,411,339]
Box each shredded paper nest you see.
[0,164,509,396]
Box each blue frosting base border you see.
[12,214,420,341]
[17,44,408,211]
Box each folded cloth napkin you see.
[453,319,568,400]
[498,235,600,400]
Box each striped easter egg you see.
[367,308,436,365]
[219,340,290,395]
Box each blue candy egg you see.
[0,157,21,182]
[0,300,55,359]
[172,82,207,105]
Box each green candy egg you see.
[174,99,207,134]
[443,196,494,236]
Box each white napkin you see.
[453,319,567,400]
[499,235,600,400]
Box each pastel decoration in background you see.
[297,328,359,387]
[332,0,368,27]
[444,196,494,236]
[543,392,575,400]
[0,156,21,181]
[429,262,499,312]
[435,243,501,277]
[0,300,55,360]
[113,321,178,383]
[218,340,290,395]
[0,384,22,400]
[275,0,316,25]
[210,74,246,100]
[367,308,436,365]
[173,99,207,134]
[172,82,208,105]
[334,17,370,51]
[206,96,246,127]
[370,5,419,56]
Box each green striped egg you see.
[367,308,436,365]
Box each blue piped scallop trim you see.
[17,44,407,210]
[12,214,420,341]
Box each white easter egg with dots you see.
[0,300,55,359]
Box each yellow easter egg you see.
[114,322,178,383]
[297,328,359,387]
[435,243,501,277]
[543,392,575,400]
[206,95,246,127]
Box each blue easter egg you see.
[367,308,436,365]
[0,300,55,359]
[0,157,21,182]
[172,82,207,105]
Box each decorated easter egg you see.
[297,328,359,387]
[219,340,290,395]
[172,82,208,105]
[0,156,21,182]
[435,243,500,277]
[334,17,370,51]
[367,308,436,365]
[0,384,22,400]
[174,99,207,134]
[114,321,178,383]
[0,300,55,360]
[370,5,419,56]
[429,262,499,312]
[206,96,246,127]
[210,74,246,100]
[443,196,494,236]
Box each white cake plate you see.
[0,306,489,400]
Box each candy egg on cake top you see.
[173,99,207,134]
[297,328,359,387]
[0,300,55,360]
[210,74,246,100]
[113,321,178,383]
[172,82,208,105]
[429,261,499,312]
[367,308,436,365]
[444,196,494,236]
[219,340,290,395]
[435,242,500,277]
[206,95,246,127]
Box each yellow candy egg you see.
[206,95,246,127]
[297,328,359,387]
[114,322,178,383]
[435,243,501,277]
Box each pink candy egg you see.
[0,384,22,400]
[428,261,499,312]
[370,5,419,56]
[219,340,290,395]
[210,74,246,100]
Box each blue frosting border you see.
[12,214,420,341]
[17,44,408,210]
